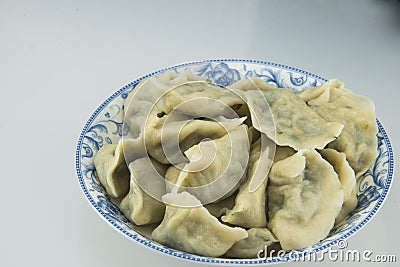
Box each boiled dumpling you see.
[146,117,246,165]
[235,78,344,150]
[225,228,278,258]
[298,79,378,177]
[93,140,130,198]
[268,149,343,250]
[165,125,250,204]
[319,148,357,224]
[124,71,207,112]
[93,137,149,198]
[222,135,273,228]
[148,80,244,119]
[122,71,208,168]
[93,137,166,225]
[152,192,248,257]
[119,157,168,225]
[144,81,245,164]
[124,71,207,139]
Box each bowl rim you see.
[75,59,394,264]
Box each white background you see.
[1,0,399,266]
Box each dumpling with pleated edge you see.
[93,138,167,225]
[165,125,250,204]
[268,149,344,250]
[146,116,246,166]
[93,138,144,198]
[298,79,378,177]
[222,134,273,228]
[319,148,357,224]
[229,77,344,151]
[123,71,208,139]
[152,192,248,257]
[119,157,169,225]
[143,79,246,164]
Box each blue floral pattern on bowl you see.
[75,59,394,264]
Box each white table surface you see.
[1,0,399,266]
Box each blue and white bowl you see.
[75,59,394,264]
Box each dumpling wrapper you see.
[336,188,357,224]
[146,117,246,165]
[93,139,139,198]
[124,71,207,139]
[268,149,343,250]
[165,125,250,204]
[222,135,273,228]
[320,148,357,224]
[298,79,378,177]
[93,136,149,198]
[144,80,245,164]
[225,228,278,258]
[149,79,244,118]
[119,157,168,225]
[152,192,248,257]
[232,77,344,151]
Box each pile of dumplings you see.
[94,71,378,259]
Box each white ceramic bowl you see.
[75,59,394,264]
